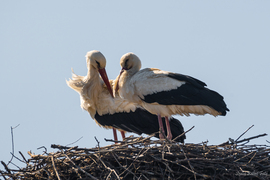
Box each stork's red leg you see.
[113,128,118,144]
[165,116,172,140]
[120,131,125,140]
[158,114,165,139]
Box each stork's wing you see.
[131,68,229,116]
[94,108,186,143]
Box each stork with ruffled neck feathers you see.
[67,51,186,142]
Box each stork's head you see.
[85,50,114,98]
[119,52,142,74]
[86,50,107,70]
[114,53,142,93]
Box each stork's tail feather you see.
[199,88,229,116]
[167,73,229,116]
[168,117,186,143]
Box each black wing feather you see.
[143,73,229,115]
[94,108,186,142]
[167,73,207,88]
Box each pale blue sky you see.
[1,1,270,170]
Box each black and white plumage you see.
[66,50,186,142]
[114,52,229,140]
[95,107,186,142]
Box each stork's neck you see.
[122,66,140,85]
[119,70,130,88]
[129,65,140,77]
[118,70,138,102]
[85,66,97,79]
[81,66,102,107]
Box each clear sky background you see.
[1,1,269,171]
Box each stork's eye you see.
[96,60,100,68]
[125,59,129,67]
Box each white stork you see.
[66,50,186,142]
[114,52,229,140]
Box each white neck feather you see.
[81,66,103,109]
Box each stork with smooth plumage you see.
[66,50,186,142]
[114,52,229,140]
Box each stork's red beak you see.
[115,68,125,93]
[98,68,114,98]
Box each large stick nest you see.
[1,131,270,180]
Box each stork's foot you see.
[167,133,172,140]
[159,133,165,140]
[165,116,172,140]
[113,128,118,144]
[158,114,166,140]
[120,131,126,140]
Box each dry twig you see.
[1,130,269,179]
